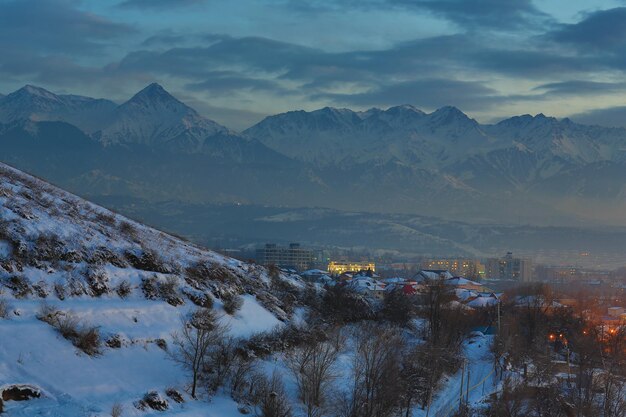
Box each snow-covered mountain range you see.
[2,83,626,226]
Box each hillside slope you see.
[0,162,303,416]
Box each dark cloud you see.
[534,80,626,96]
[549,7,626,49]
[401,0,551,31]
[115,32,599,98]
[119,0,206,9]
[570,106,626,128]
[282,0,550,31]
[314,78,500,110]
[0,0,133,55]
[469,48,599,78]
[117,36,324,80]
[186,71,291,95]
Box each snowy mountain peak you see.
[5,85,63,105]
[124,83,186,109]
[386,104,425,114]
[97,83,230,150]
[426,106,478,130]
[18,84,61,100]
[431,105,469,119]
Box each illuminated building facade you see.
[421,258,484,278]
[328,261,376,275]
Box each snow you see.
[220,294,283,338]
[414,333,498,417]
[0,163,301,416]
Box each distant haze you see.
[3,82,626,267]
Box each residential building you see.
[485,252,532,282]
[421,258,485,278]
[256,243,315,271]
[414,269,454,282]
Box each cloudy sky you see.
[2,0,626,129]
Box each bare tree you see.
[423,278,454,345]
[170,308,226,398]
[205,335,238,392]
[230,355,257,398]
[286,330,344,417]
[252,371,292,417]
[346,323,405,417]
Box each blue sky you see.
[2,0,626,129]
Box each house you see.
[385,281,419,296]
[466,293,499,308]
[414,269,454,282]
[445,277,486,292]
[345,276,386,299]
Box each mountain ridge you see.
[3,83,626,225]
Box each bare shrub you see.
[60,249,84,263]
[110,402,123,417]
[269,273,299,315]
[185,261,238,288]
[141,275,184,305]
[7,275,32,298]
[136,391,169,411]
[56,313,81,340]
[94,211,116,227]
[165,387,185,404]
[141,276,159,300]
[89,247,127,268]
[0,297,13,318]
[36,301,60,324]
[126,249,170,273]
[34,233,65,262]
[119,221,138,240]
[245,323,322,357]
[160,276,184,306]
[252,371,292,417]
[223,293,243,315]
[183,289,214,308]
[116,280,132,298]
[321,285,375,323]
[37,307,101,356]
[74,326,101,356]
[54,280,66,300]
[32,280,49,298]
[86,267,109,296]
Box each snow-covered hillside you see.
[0,162,303,416]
